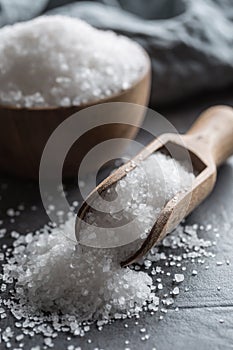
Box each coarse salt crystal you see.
[172,287,180,295]
[0,152,215,347]
[0,16,147,108]
[174,274,184,283]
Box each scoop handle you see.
[187,105,233,167]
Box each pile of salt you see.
[0,15,147,108]
[0,152,217,346]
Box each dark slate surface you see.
[0,89,233,350]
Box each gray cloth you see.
[0,0,48,26]
[0,0,233,105]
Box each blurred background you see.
[0,4,233,349]
[0,0,233,107]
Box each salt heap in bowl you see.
[0,15,148,108]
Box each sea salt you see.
[0,16,147,108]
[79,153,194,249]
[16,334,24,341]
[172,287,180,295]
[6,208,15,217]
[174,274,184,283]
[0,228,6,238]
[0,152,217,346]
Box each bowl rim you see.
[0,49,151,112]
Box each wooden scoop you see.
[76,105,233,266]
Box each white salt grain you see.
[174,274,184,283]
[6,208,15,217]
[172,287,180,296]
[0,228,6,238]
[16,334,24,341]
[157,283,163,290]
[0,16,147,108]
[140,328,146,333]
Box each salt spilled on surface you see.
[0,15,147,108]
[0,153,217,348]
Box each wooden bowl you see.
[0,52,151,179]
